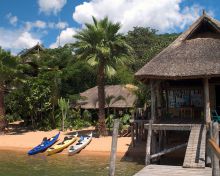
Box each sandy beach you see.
[0,125,132,156]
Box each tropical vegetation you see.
[0,17,178,133]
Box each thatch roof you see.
[78,84,138,109]
[135,12,220,81]
[18,43,44,57]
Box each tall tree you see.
[0,48,19,131]
[73,17,133,135]
[125,27,178,71]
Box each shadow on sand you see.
[4,121,32,135]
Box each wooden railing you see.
[208,138,220,160]
[207,122,220,176]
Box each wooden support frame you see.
[145,80,157,165]
[204,78,211,124]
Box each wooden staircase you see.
[183,124,206,168]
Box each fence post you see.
[109,119,120,176]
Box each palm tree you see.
[73,17,133,136]
[0,48,19,131]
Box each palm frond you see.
[105,65,116,78]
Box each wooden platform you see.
[133,165,211,176]
[183,124,206,168]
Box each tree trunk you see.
[0,87,6,132]
[51,103,56,129]
[62,116,64,131]
[97,62,107,136]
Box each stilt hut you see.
[135,11,220,168]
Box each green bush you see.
[105,114,115,130]
[72,118,91,130]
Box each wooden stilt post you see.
[109,119,120,176]
[204,78,211,124]
[151,131,157,156]
[163,130,167,148]
[145,80,156,165]
[159,131,163,151]
[211,122,219,176]
[156,81,162,118]
[204,78,212,165]
[146,120,153,165]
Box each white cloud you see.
[13,32,41,49]
[0,28,41,54]
[34,20,47,29]
[50,28,76,48]
[48,21,69,29]
[56,21,69,29]
[38,0,67,15]
[25,20,47,31]
[73,0,206,33]
[6,13,18,26]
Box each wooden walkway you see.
[183,124,206,168]
[133,165,211,176]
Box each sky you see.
[0,0,219,54]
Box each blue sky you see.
[0,0,219,54]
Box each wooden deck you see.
[133,165,211,176]
[183,124,206,168]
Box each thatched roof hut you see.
[78,84,138,109]
[135,12,220,81]
[18,43,44,58]
[134,12,220,167]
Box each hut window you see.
[168,89,203,108]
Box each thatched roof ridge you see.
[18,43,44,57]
[135,13,220,80]
[78,84,137,109]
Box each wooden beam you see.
[204,78,211,124]
[150,143,187,160]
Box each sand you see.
[0,127,131,157]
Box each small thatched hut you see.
[134,11,220,167]
[18,43,44,58]
[78,84,137,110]
[136,12,220,122]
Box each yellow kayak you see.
[47,133,78,156]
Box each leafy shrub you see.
[72,118,91,130]
[120,114,131,125]
[105,114,115,130]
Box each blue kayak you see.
[28,132,60,155]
